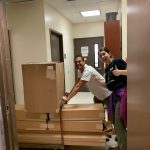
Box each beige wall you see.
[44,0,75,92]
[117,0,122,21]
[73,22,104,38]
[6,0,47,104]
[6,0,76,104]
[118,0,127,59]
[121,0,127,60]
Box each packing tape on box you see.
[99,112,104,118]
[48,123,55,129]
[26,128,45,131]
[40,115,45,120]
[40,123,47,129]
[99,113,101,118]
[96,123,102,130]
[46,66,56,80]
[49,113,55,119]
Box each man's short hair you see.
[74,54,84,61]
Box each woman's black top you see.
[105,58,127,91]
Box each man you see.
[62,54,118,149]
[62,54,111,107]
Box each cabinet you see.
[104,20,121,58]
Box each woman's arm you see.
[113,65,127,76]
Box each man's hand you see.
[61,80,86,103]
[62,95,69,101]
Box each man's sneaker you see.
[105,135,118,150]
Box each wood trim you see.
[0,1,18,150]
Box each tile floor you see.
[68,92,94,104]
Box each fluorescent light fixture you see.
[80,10,100,17]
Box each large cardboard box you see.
[15,105,47,121]
[50,104,104,121]
[15,105,48,132]
[18,133,106,147]
[22,62,64,113]
[16,120,47,131]
[48,120,103,132]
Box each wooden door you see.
[128,0,150,149]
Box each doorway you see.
[49,29,66,91]
[50,29,64,62]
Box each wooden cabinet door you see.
[104,20,121,58]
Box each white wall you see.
[6,0,75,104]
[73,22,104,38]
[6,0,47,104]
[117,0,122,21]
[121,0,127,60]
[118,0,127,60]
[44,0,75,92]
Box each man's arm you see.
[62,80,87,101]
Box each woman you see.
[99,47,127,150]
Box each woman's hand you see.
[113,65,127,76]
[112,65,121,76]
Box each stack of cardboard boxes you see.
[47,103,106,147]
[16,103,106,147]
[16,62,106,148]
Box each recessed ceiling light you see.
[80,10,100,17]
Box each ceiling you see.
[6,0,121,23]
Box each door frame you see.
[0,1,18,150]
